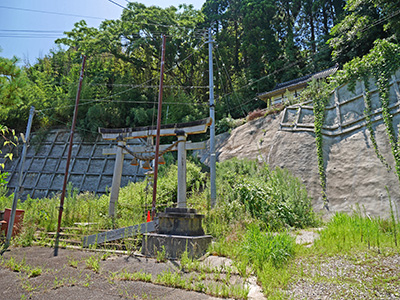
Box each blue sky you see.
[0,0,205,65]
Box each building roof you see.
[257,64,338,100]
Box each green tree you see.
[0,54,21,184]
[0,55,27,117]
[329,0,400,65]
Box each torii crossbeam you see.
[99,118,212,218]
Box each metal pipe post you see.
[54,55,86,256]
[152,34,166,219]
[5,106,35,246]
[208,28,216,207]
[108,138,126,218]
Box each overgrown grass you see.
[0,159,208,247]
[9,158,399,299]
[240,225,296,269]
[0,158,318,250]
[313,208,400,255]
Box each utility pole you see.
[54,55,86,256]
[152,34,166,220]
[208,28,216,208]
[5,106,35,247]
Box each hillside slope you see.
[198,72,400,217]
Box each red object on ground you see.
[2,208,25,237]
[1,220,7,236]
[147,210,151,222]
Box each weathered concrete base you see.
[158,207,205,236]
[142,233,212,259]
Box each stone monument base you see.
[142,233,212,259]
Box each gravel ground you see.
[2,230,399,300]
[285,252,400,299]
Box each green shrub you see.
[216,158,318,231]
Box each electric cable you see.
[0,5,106,20]
[34,35,207,113]
[0,4,200,31]
[88,84,209,89]
[17,3,400,119]
[215,45,247,117]
[359,9,400,34]
[106,0,126,10]
[213,47,232,115]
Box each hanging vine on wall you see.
[300,39,400,209]
[337,40,400,184]
[362,79,391,171]
[300,79,333,210]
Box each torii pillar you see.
[100,118,212,217]
[176,130,187,208]
[109,137,126,217]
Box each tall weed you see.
[314,209,400,255]
[240,225,296,269]
[216,158,318,231]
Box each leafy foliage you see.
[329,0,400,65]
[0,56,27,115]
[210,158,318,232]
[1,0,350,134]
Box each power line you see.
[0,5,106,20]
[212,8,400,117]
[106,0,126,10]
[34,38,207,113]
[359,9,400,34]
[89,84,209,89]
[215,46,247,117]
[83,99,209,105]
[104,0,200,30]
[0,29,64,33]
[35,98,208,114]
[0,35,63,39]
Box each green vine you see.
[337,40,400,184]
[301,39,400,209]
[301,79,332,210]
[378,75,400,181]
[362,79,391,170]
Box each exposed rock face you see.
[197,72,400,218]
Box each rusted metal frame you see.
[54,55,86,257]
[152,34,166,220]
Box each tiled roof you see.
[257,64,338,99]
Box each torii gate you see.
[99,117,212,218]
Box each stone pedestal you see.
[142,208,212,259]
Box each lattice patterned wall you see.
[1,129,146,200]
[279,70,400,135]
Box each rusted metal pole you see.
[5,106,35,248]
[54,55,86,256]
[151,35,166,220]
[208,28,216,207]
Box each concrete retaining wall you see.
[196,70,400,217]
[1,129,146,200]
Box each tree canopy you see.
[1,0,398,136]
